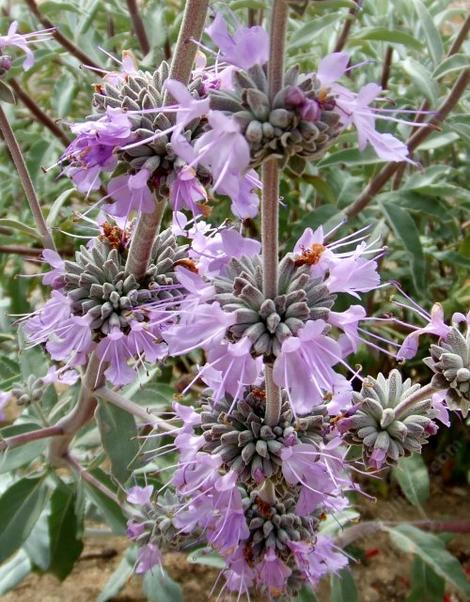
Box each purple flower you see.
[328,305,367,355]
[96,329,135,385]
[202,337,261,402]
[317,52,418,163]
[63,108,133,193]
[127,485,154,505]
[193,111,250,192]
[41,367,79,386]
[0,391,11,422]
[127,321,167,363]
[164,79,211,127]
[172,452,221,494]
[217,169,261,219]
[136,543,162,574]
[164,302,235,356]
[325,243,380,297]
[0,21,54,71]
[41,249,65,289]
[173,401,201,430]
[106,170,155,218]
[209,471,250,552]
[281,443,338,515]
[288,536,347,585]
[256,549,292,596]
[206,12,269,70]
[24,290,72,346]
[169,167,207,215]
[46,314,94,366]
[127,520,145,540]
[397,303,451,360]
[273,320,346,413]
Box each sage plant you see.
[0,2,469,601]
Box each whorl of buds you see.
[338,370,439,468]
[209,64,340,175]
[241,489,318,560]
[214,254,334,359]
[64,227,187,335]
[425,326,470,417]
[201,386,327,483]
[126,490,189,552]
[93,62,209,195]
[11,375,46,407]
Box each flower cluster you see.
[163,221,382,416]
[125,389,350,599]
[57,13,422,222]
[23,223,187,385]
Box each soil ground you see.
[3,479,469,602]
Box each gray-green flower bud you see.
[338,370,439,468]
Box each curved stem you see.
[0,105,56,251]
[0,424,63,452]
[95,387,176,433]
[263,0,289,427]
[48,351,104,465]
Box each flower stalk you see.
[125,0,210,281]
[47,0,210,465]
[262,0,289,427]
[0,105,56,251]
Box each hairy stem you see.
[126,0,210,281]
[0,424,63,452]
[0,105,56,251]
[95,387,176,433]
[9,79,70,146]
[24,0,101,70]
[126,0,150,56]
[263,0,289,427]
[124,196,165,279]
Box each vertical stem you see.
[125,0,210,281]
[124,196,165,279]
[0,105,56,251]
[263,0,289,427]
